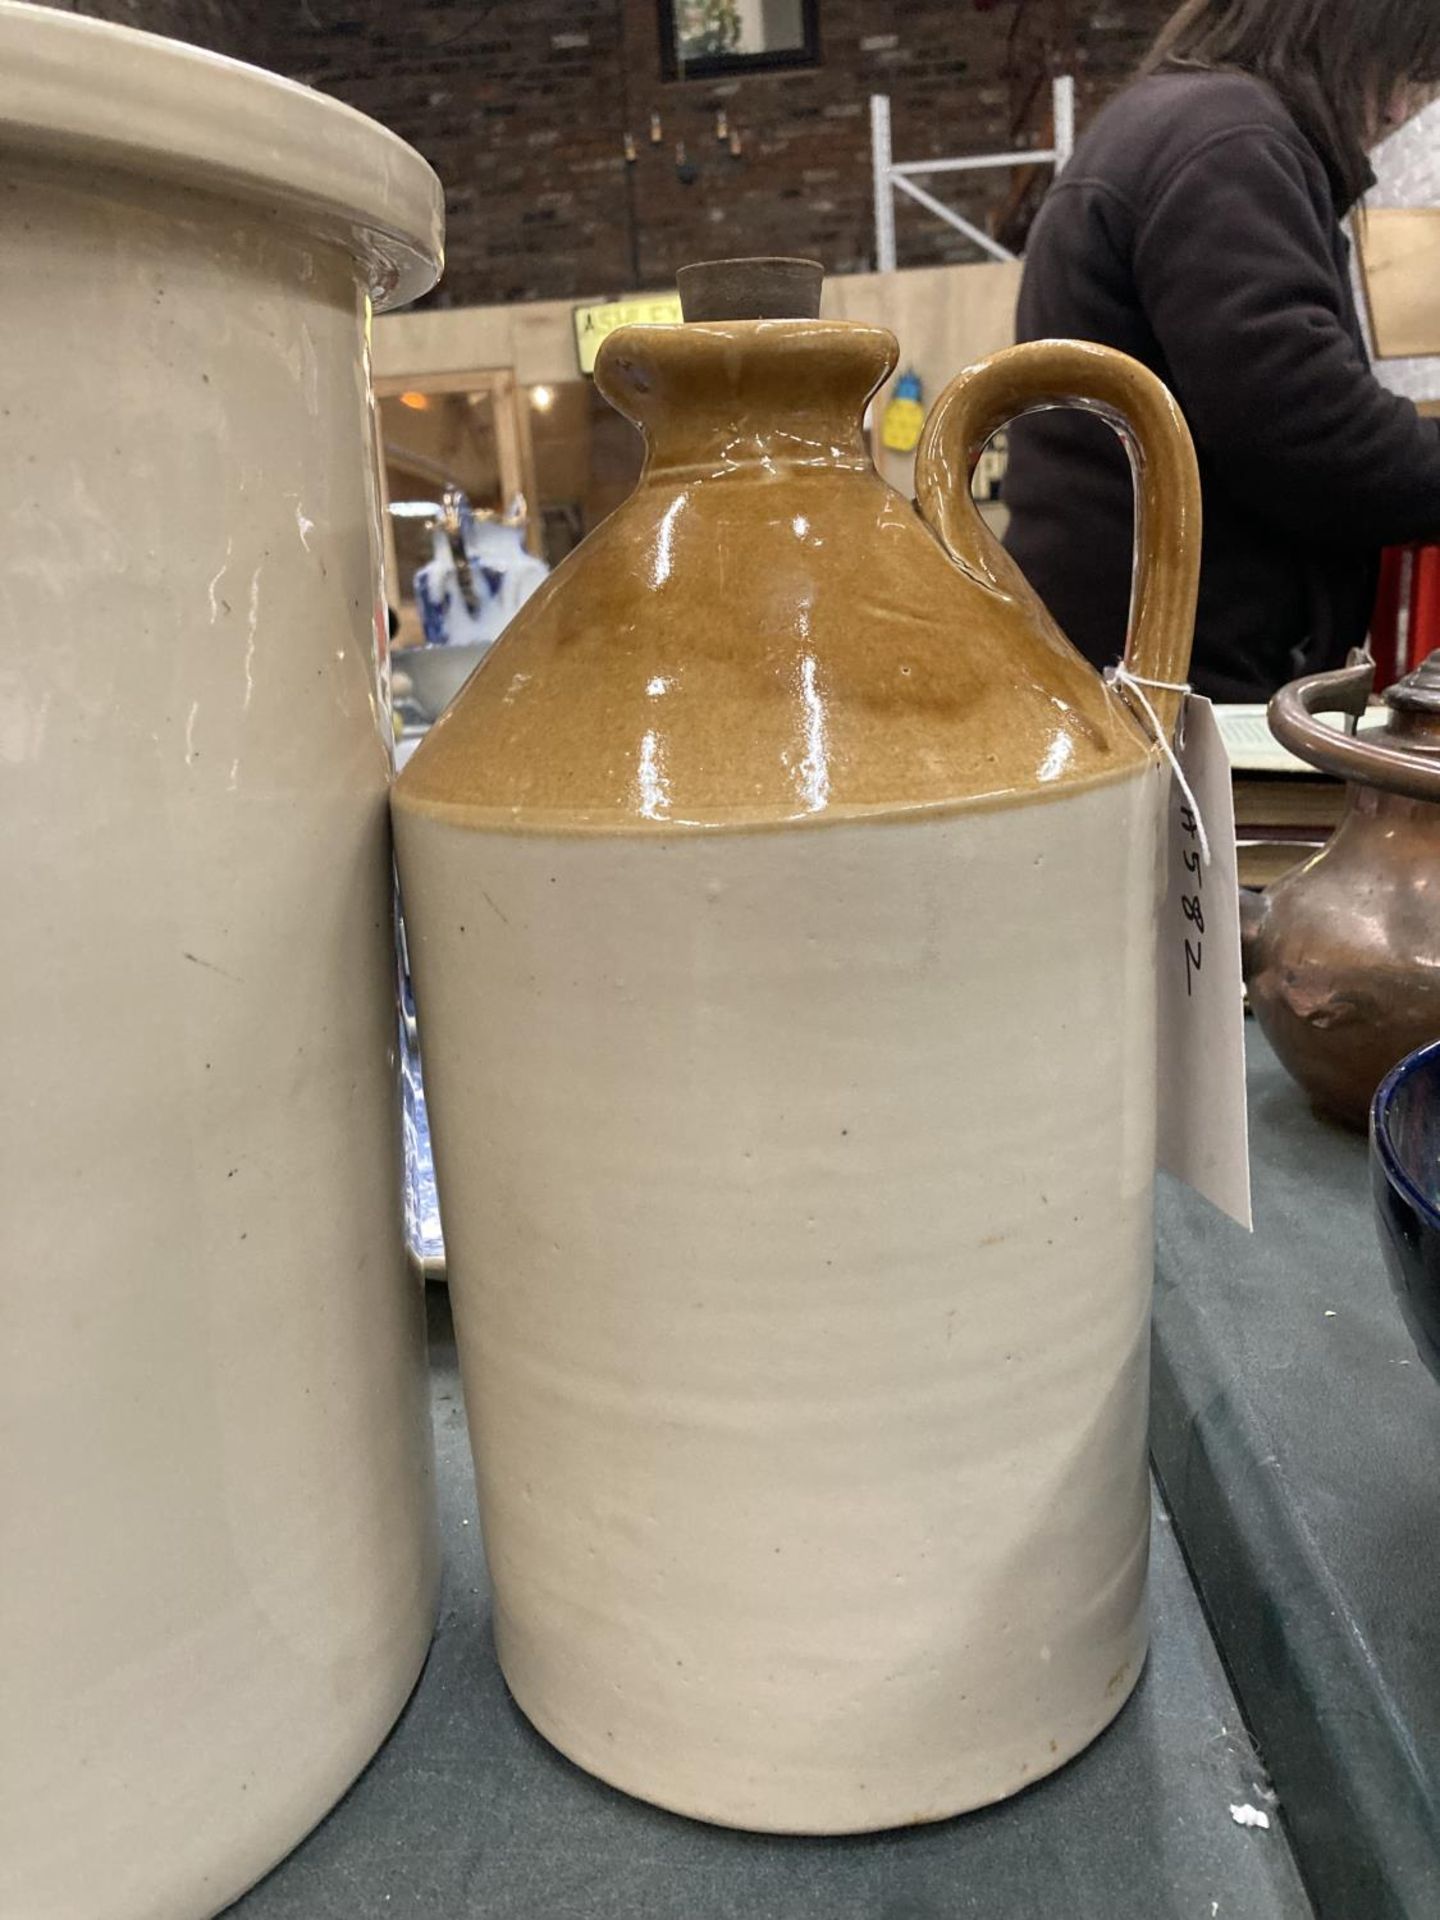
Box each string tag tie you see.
[1106,665,1212,868]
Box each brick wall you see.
[271,1,637,306]
[31,0,259,59]
[267,0,1175,307]
[612,0,1172,292]
[43,0,1176,307]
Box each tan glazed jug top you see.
[397,257,1200,831]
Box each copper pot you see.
[1242,651,1440,1129]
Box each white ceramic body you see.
[397,767,1163,1832]
[0,17,442,1916]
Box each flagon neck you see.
[594,319,898,480]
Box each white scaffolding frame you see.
[870,76,1075,272]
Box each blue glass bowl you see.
[1372,1040,1440,1380]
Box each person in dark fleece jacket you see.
[1004,0,1440,703]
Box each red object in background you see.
[1371,544,1440,684]
[1411,546,1440,672]
[1372,547,1410,684]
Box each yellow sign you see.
[573,293,684,375]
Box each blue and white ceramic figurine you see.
[414,487,549,647]
[469,508,550,638]
[414,486,490,646]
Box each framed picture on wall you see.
[659,0,820,81]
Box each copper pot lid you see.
[1386,649,1440,719]
[1270,649,1440,799]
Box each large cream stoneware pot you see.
[0,9,444,1916]
[394,260,1200,1833]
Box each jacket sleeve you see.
[1132,126,1440,548]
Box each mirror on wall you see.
[659,0,819,80]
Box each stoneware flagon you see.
[393,258,1201,1833]
[0,8,443,1916]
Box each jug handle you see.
[1269,658,1440,803]
[914,340,1200,739]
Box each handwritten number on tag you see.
[1156,693,1251,1227]
[1179,805,1203,997]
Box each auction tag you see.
[1155,694,1253,1229]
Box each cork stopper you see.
[676,256,824,322]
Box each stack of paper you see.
[1212,703,1342,888]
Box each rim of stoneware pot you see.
[0,0,443,310]
[1371,1039,1440,1233]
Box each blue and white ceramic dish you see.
[1372,1040,1440,1379]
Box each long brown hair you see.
[1145,0,1440,207]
